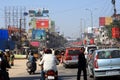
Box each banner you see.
[36,19,49,29]
[112,27,120,38]
[99,17,113,26]
[99,17,105,26]
[30,41,40,47]
[105,17,112,25]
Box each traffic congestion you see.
[0,0,120,80]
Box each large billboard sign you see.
[32,29,46,41]
[36,19,49,29]
[29,9,49,17]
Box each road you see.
[9,59,120,80]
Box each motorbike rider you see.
[39,48,59,80]
[27,51,37,74]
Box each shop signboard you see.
[112,27,120,38]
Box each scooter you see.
[45,70,58,80]
[26,61,36,75]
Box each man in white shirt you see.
[39,48,59,80]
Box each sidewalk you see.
[9,59,41,77]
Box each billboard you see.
[0,29,9,40]
[29,9,49,17]
[36,19,49,29]
[32,29,46,41]
[99,17,113,26]
[99,17,105,26]
[105,17,112,25]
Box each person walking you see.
[77,47,87,80]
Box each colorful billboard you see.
[99,17,105,26]
[99,17,113,26]
[105,17,112,25]
[36,19,49,29]
[32,29,46,41]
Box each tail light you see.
[94,54,98,68]
[65,55,72,60]
[47,70,55,75]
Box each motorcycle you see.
[44,70,58,80]
[26,61,36,75]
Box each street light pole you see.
[86,9,93,30]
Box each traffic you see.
[0,0,120,80]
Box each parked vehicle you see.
[63,47,81,68]
[44,69,58,80]
[88,48,120,80]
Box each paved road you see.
[8,59,120,80]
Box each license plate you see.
[47,76,55,79]
[106,71,119,75]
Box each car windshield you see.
[98,50,120,59]
[88,47,97,52]
[68,50,80,55]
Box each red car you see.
[63,47,81,68]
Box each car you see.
[88,48,120,80]
[63,47,81,68]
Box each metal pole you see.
[86,9,93,30]
[20,19,22,48]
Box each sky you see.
[0,0,120,38]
